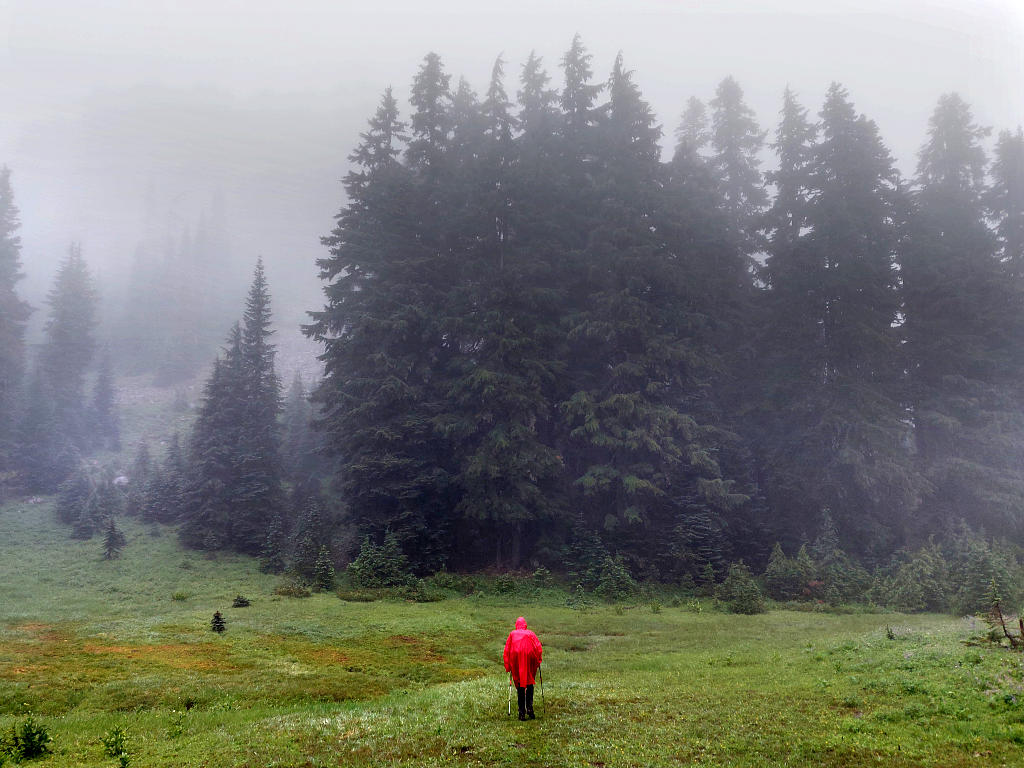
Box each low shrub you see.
[567,583,593,610]
[594,555,637,602]
[426,571,476,593]
[232,595,251,608]
[312,545,336,592]
[346,533,413,588]
[273,581,311,598]
[1,713,52,761]
[101,725,130,768]
[210,611,225,633]
[398,579,446,603]
[532,566,555,588]
[716,562,766,614]
[335,589,377,602]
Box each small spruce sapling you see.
[985,578,1023,649]
[101,725,131,768]
[1,711,52,760]
[313,545,336,592]
[716,561,766,614]
[102,516,127,560]
[210,611,225,633]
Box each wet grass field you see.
[2,502,1023,767]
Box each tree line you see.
[306,38,1024,577]
[3,37,1024,588]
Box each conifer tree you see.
[441,54,566,568]
[233,259,285,552]
[987,127,1024,276]
[92,474,125,518]
[763,542,803,600]
[901,95,1023,536]
[16,369,75,492]
[307,81,455,568]
[182,262,284,554]
[291,496,328,579]
[709,76,768,254]
[762,88,816,255]
[561,54,747,571]
[312,545,336,592]
[559,34,603,150]
[674,97,710,163]
[146,434,186,524]
[281,373,317,483]
[0,167,31,478]
[756,88,822,540]
[260,508,287,574]
[131,442,152,480]
[101,516,126,560]
[517,52,560,168]
[90,354,121,451]
[180,328,244,548]
[406,53,452,174]
[759,84,917,554]
[56,465,92,527]
[125,442,153,516]
[40,244,98,449]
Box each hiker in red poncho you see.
[504,616,543,720]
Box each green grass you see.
[3,502,1024,766]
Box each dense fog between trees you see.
[2,1,1023,610]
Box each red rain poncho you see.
[503,616,543,686]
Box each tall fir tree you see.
[182,262,283,554]
[90,353,121,451]
[15,368,66,492]
[406,52,453,175]
[562,54,747,572]
[234,259,285,552]
[902,94,1024,537]
[760,84,918,554]
[755,88,821,542]
[146,433,186,524]
[125,442,152,517]
[0,167,31,484]
[559,34,603,151]
[674,97,711,163]
[40,244,98,449]
[708,76,768,256]
[281,373,318,483]
[442,54,565,568]
[180,329,244,547]
[986,127,1024,276]
[308,80,457,570]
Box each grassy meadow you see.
[2,502,1024,767]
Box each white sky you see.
[1,0,1022,328]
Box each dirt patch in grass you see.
[6,664,48,675]
[301,647,350,665]
[386,634,447,663]
[11,621,70,643]
[81,642,235,671]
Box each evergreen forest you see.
[4,38,1024,607]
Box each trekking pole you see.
[508,673,512,717]
[539,666,544,718]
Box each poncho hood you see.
[515,616,528,630]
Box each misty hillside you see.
[2,4,1024,766]
[0,28,1022,603]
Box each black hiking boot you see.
[527,710,535,719]
[518,714,527,721]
